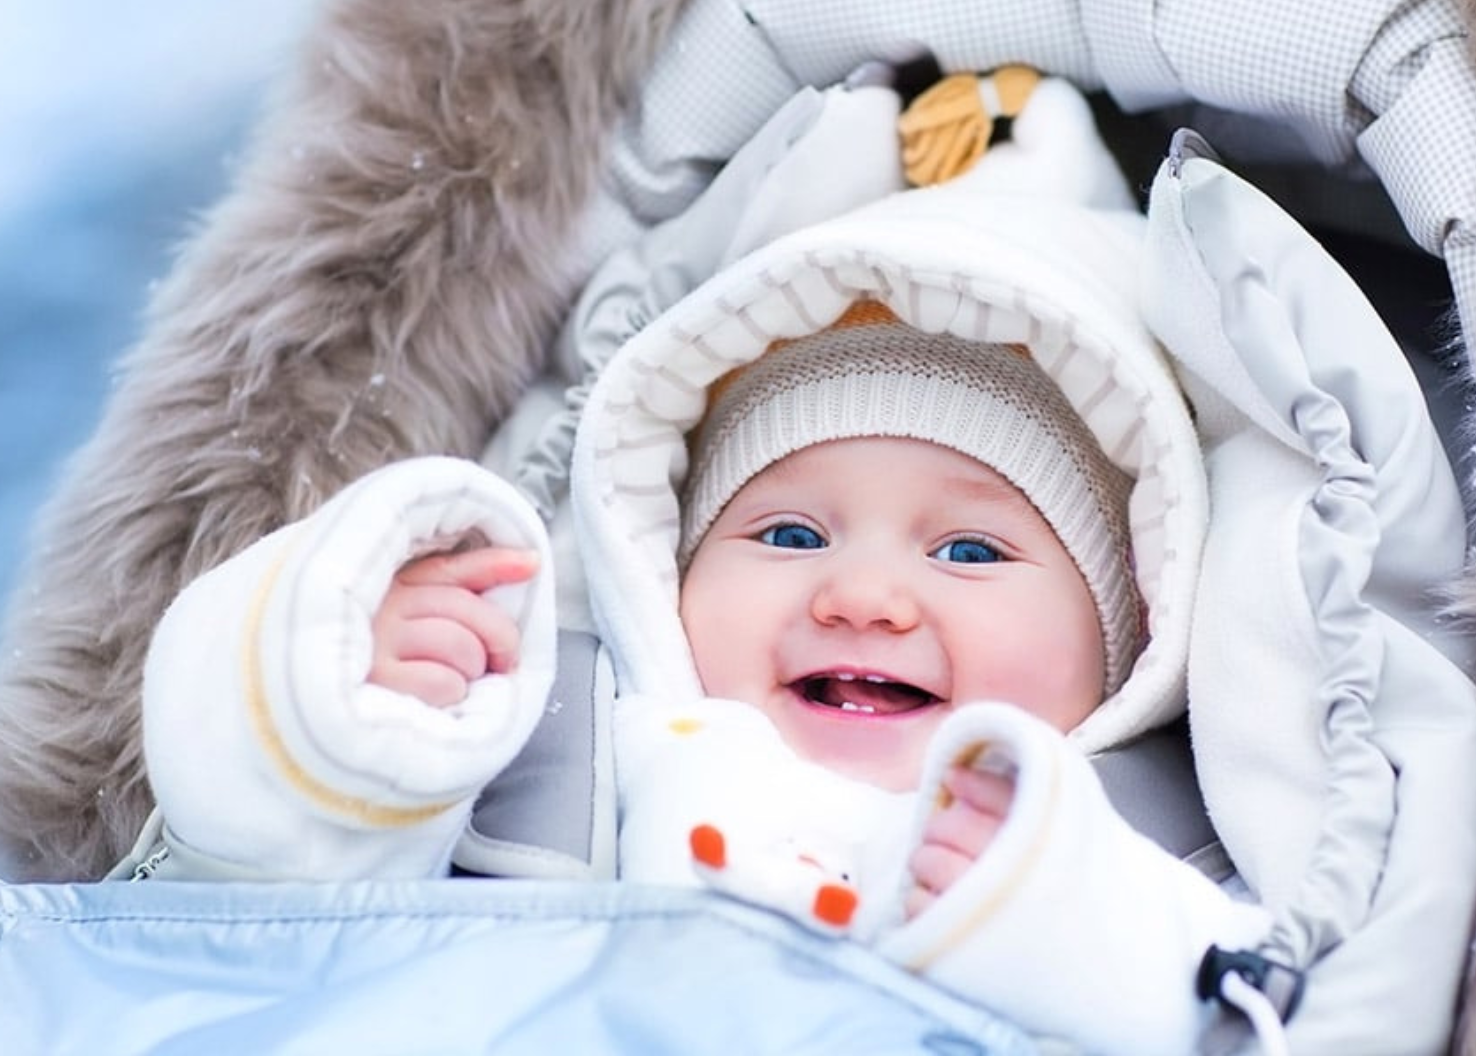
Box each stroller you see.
[2,1,1475,1052]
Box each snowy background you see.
[0,2,318,609]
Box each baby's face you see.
[679,436,1104,792]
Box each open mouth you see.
[791,672,941,717]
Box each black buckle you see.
[1196,944,1306,1021]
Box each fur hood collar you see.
[0,0,687,881]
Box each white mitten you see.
[877,704,1270,1055]
[143,456,557,879]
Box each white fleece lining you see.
[573,184,1207,756]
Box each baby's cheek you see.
[1043,647,1107,732]
[1002,618,1105,732]
[679,593,736,696]
[679,562,767,696]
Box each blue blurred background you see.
[0,3,314,609]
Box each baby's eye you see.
[759,523,826,550]
[931,538,1003,564]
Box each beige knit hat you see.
[680,302,1142,695]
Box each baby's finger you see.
[943,760,1015,817]
[459,597,523,675]
[372,659,470,709]
[907,841,974,905]
[414,587,522,674]
[398,546,539,592]
[903,883,936,920]
[378,580,525,673]
[380,616,493,682]
[383,582,499,624]
[919,795,1006,861]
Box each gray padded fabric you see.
[1092,719,1221,875]
[586,0,1475,426]
[457,631,618,880]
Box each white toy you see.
[614,694,913,940]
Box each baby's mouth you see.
[792,672,940,716]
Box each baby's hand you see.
[904,760,1015,919]
[369,545,539,708]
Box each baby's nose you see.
[810,561,922,631]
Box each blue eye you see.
[760,523,826,550]
[932,538,1002,564]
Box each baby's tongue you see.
[808,677,930,715]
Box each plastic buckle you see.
[1196,944,1306,1021]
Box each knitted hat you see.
[679,303,1141,695]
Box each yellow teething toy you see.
[898,65,1042,186]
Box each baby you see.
[339,297,1270,1056]
[135,76,1274,1051]
[371,304,1138,919]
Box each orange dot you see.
[814,884,859,927]
[690,824,727,869]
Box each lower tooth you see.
[839,701,876,714]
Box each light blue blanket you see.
[0,879,1034,1055]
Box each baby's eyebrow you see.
[760,456,807,484]
[941,471,1031,509]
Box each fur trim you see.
[0,0,687,880]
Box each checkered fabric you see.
[592,0,1475,396]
